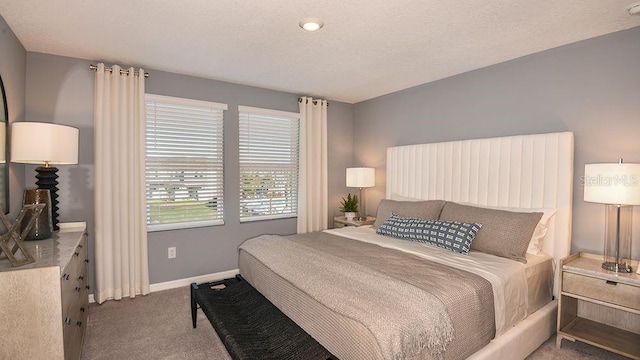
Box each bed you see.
[239,131,574,359]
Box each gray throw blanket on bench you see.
[241,234,456,359]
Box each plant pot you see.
[344,212,356,220]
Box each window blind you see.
[145,94,227,231]
[239,106,299,222]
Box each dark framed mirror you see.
[0,75,9,213]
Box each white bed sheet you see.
[324,226,552,336]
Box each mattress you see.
[239,227,553,359]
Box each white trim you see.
[238,105,299,119]
[88,268,240,303]
[147,219,225,232]
[239,213,296,223]
[146,93,228,110]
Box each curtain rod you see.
[89,64,150,78]
[298,97,329,106]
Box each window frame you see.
[145,94,227,232]
[238,105,300,223]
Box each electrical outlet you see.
[168,247,176,259]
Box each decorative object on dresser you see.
[583,160,640,273]
[22,188,53,240]
[10,122,79,231]
[0,222,89,360]
[346,167,375,220]
[0,203,45,267]
[556,252,640,359]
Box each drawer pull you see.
[86,285,91,290]
[78,276,84,280]
[80,307,85,312]
[64,317,71,324]
[74,252,80,257]
[63,274,70,280]
[76,321,82,327]
[606,280,618,285]
[85,259,90,263]
[74,287,82,292]
[77,244,83,249]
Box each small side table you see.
[556,252,640,359]
[333,216,375,228]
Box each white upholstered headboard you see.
[386,132,574,278]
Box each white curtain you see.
[94,63,149,304]
[297,97,328,233]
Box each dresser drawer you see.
[60,237,88,314]
[61,232,89,360]
[563,271,640,311]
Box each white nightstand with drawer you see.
[556,252,640,359]
[333,216,375,228]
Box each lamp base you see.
[602,261,632,273]
[35,166,60,231]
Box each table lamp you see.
[11,122,79,230]
[584,160,640,272]
[346,167,375,221]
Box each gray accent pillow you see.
[376,213,481,254]
[373,199,445,228]
[439,202,542,263]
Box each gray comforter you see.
[239,232,495,360]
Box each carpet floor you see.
[81,286,631,360]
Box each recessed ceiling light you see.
[299,18,324,32]
[628,2,640,15]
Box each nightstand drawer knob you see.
[605,280,617,285]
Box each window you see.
[145,94,226,231]
[239,106,299,222]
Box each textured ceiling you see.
[1,0,639,103]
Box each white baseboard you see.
[88,268,240,304]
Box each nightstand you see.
[556,252,640,359]
[333,216,375,228]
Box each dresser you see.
[556,252,640,359]
[0,222,89,360]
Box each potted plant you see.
[340,193,358,220]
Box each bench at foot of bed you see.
[190,275,337,360]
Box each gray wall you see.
[0,15,26,216]
[23,52,354,287]
[353,26,640,259]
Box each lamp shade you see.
[346,167,375,188]
[584,163,640,205]
[11,122,79,165]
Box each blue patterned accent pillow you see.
[376,213,482,254]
